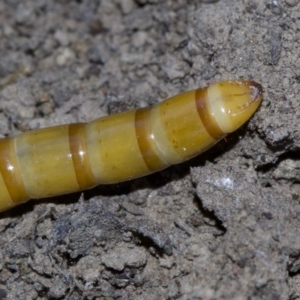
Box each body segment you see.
[0,80,263,211]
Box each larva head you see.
[206,80,263,133]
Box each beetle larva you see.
[0,80,262,211]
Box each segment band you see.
[195,87,224,140]
[0,138,29,203]
[135,107,168,171]
[69,123,97,189]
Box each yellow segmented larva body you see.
[0,80,262,212]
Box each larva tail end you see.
[207,80,263,133]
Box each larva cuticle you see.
[0,80,262,212]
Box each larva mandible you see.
[0,80,262,212]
